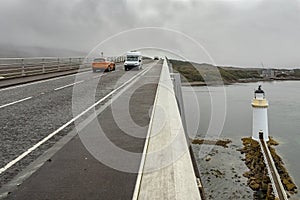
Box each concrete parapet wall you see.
[134,60,201,200]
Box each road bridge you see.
[0,59,201,199]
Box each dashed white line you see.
[0,71,91,92]
[54,80,85,91]
[93,74,105,79]
[0,65,154,175]
[0,97,33,109]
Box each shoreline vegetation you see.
[170,59,300,86]
[238,137,298,199]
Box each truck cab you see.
[124,51,142,71]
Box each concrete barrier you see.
[133,60,201,200]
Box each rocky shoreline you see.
[192,137,298,199]
[238,137,298,199]
[192,138,253,199]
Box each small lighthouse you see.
[252,85,269,141]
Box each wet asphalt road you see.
[4,63,162,200]
[0,61,157,187]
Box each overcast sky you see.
[0,0,300,67]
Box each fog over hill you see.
[0,44,86,58]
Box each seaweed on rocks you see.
[267,138,298,194]
[192,138,232,148]
[238,137,298,199]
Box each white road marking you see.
[0,97,33,109]
[54,80,85,91]
[0,65,154,175]
[0,70,91,92]
[93,74,105,79]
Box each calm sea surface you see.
[183,81,300,197]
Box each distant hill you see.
[0,44,86,58]
[169,59,300,86]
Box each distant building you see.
[278,69,294,75]
[274,69,295,78]
[261,69,274,78]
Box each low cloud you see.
[0,0,300,67]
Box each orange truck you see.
[92,58,116,72]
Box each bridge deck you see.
[4,63,162,200]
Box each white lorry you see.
[124,51,143,71]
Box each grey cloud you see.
[0,0,134,52]
[0,0,300,68]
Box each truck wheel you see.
[93,69,97,73]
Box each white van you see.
[124,51,143,71]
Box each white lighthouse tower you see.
[252,85,269,141]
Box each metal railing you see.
[0,56,126,79]
[259,139,288,200]
[0,57,84,79]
